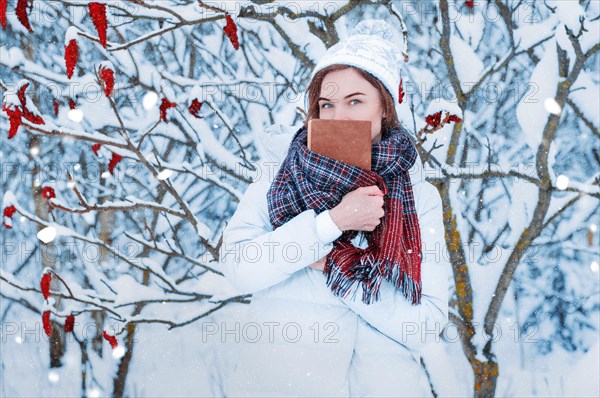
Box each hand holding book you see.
[329,185,385,232]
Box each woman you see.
[219,19,450,397]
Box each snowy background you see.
[1,0,599,397]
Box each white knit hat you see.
[305,18,409,110]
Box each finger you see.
[362,185,384,196]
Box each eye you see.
[350,99,361,105]
[320,103,332,109]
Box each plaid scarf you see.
[267,125,422,305]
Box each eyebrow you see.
[318,92,366,101]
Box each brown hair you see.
[303,64,400,138]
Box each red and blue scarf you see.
[267,125,422,305]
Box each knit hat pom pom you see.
[353,20,395,42]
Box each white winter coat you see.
[219,124,450,397]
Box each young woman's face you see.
[317,67,386,143]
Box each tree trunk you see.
[472,359,499,398]
[91,185,115,356]
[30,136,66,368]
[112,270,148,397]
[112,321,137,398]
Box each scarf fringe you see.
[325,254,422,305]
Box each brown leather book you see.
[307,119,372,171]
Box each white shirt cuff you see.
[315,210,343,243]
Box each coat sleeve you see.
[339,183,450,352]
[219,179,339,295]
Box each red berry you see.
[65,315,75,333]
[102,330,118,349]
[108,152,123,175]
[223,14,239,50]
[40,272,52,300]
[188,99,204,119]
[41,186,56,200]
[65,39,78,79]
[42,311,52,336]
[15,0,32,32]
[159,97,177,123]
[88,2,108,48]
